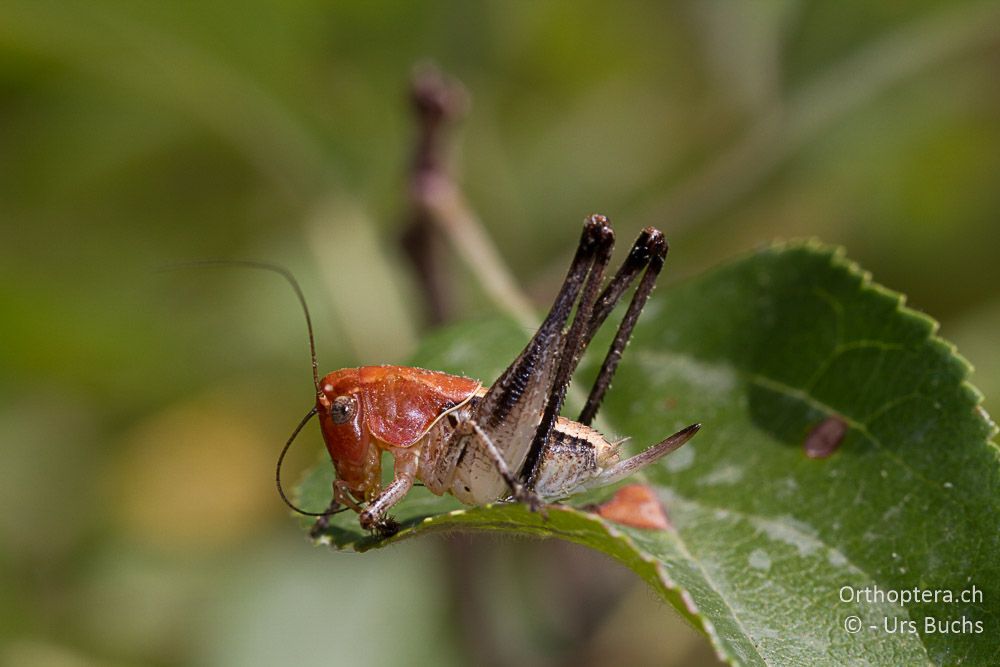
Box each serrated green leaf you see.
[298,242,999,665]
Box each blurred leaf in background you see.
[1,1,998,666]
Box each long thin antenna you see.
[159,260,321,391]
[275,406,340,516]
[163,259,344,518]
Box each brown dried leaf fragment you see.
[596,484,670,530]
[804,415,848,459]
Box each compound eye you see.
[329,395,356,424]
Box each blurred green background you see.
[2,2,999,666]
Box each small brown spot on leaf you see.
[595,484,670,530]
[804,416,848,459]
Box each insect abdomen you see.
[533,418,618,499]
[421,395,618,504]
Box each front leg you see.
[358,448,419,535]
[309,479,363,539]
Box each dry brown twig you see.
[401,64,536,329]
